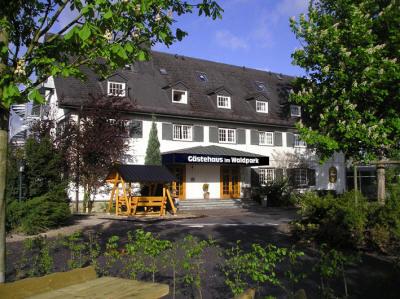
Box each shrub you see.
[297,191,368,248]
[255,179,295,207]
[7,184,70,235]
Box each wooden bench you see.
[0,266,96,299]
[0,267,169,299]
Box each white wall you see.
[185,165,220,199]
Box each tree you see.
[0,0,223,282]
[145,117,161,165]
[61,96,131,212]
[289,0,400,203]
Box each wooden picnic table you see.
[28,276,169,299]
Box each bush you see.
[255,179,296,207]
[296,191,368,248]
[7,184,71,235]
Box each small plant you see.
[63,231,88,269]
[88,231,101,271]
[17,235,54,278]
[181,235,215,299]
[222,241,250,296]
[283,247,306,297]
[314,244,359,298]
[202,184,210,199]
[103,235,121,276]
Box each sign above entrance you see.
[163,153,269,166]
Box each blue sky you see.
[154,0,309,76]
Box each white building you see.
[44,51,346,202]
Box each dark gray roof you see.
[162,145,264,157]
[55,51,296,127]
[108,164,175,183]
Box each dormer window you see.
[108,81,126,97]
[217,95,231,109]
[256,100,268,113]
[291,105,301,117]
[172,89,188,104]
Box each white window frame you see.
[259,168,275,185]
[259,131,274,146]
[218,128,236,144]
[173,124,192,141]
[294,134,306,147]
[217,95,231,109]
[290,105,301,117]
[172,89,188,104]
[256,100,268,113]
[107,81,126,97]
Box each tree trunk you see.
[377,160,386,204]
[0,127,7,283]
[0,20,9,284]
[75,112,81,213]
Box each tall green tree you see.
[145,118,161,165]
[0,0,223,282]
[290,0,400,203]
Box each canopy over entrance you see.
[162,145,269,166]
[106,164,176,216]
[107,164,176,183]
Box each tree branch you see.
[25,0,69,59]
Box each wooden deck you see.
[29,277,169,299]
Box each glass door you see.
[171,165,186,199]
[220,167,241,199]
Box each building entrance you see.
[170,165,186,199]
[220,166,240,199]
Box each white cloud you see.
[250,0,309,48]
[215,30,249,50]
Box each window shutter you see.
[237,129,246,144]
[274,132,282,146]
[193,125,204,142]
[286,168,296,186]
[307,168,316,186]
[250,130,259,145]
[162,123,172,140]
[251,168,260,186]
[286,132,294,147]
[275,168,284,181]
[209,126,218,143]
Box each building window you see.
[256,100,268,113]
[259,168,275,184]
[294,134,306,147]
[294,168,308,186]
[287,168,316,187]
[217,95,231,109]
[259,131,274,146]
[172,89,188,104]
[173,124,192,141]
[290,105,301,117]
[218,128,236,143]
[108,81,126,97]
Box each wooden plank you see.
[29,277,169,299]
[166,189,176,214]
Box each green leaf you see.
[137,50,147,61]
[79,25,91,41]
[28,89,45,104]
[104,10,113,19]
[2,84,21,107]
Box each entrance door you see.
[220,166,241,199]
[171,165,186,199]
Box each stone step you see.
[178,199,259,211]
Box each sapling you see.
[103,235,121,276]
[62,231,88,269]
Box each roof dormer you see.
[207,86,233,110]
[163,81,189,104]
[105,73,128,97]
